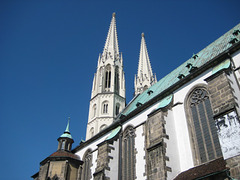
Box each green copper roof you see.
[212,59,231,74]
[157,95,173,109]
[60,118,73,139]
[106,126,121,140]
[122,23,240,116]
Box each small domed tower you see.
[57,118,74,151]
[32,119,82,180]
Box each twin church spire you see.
[135,33,157,95]
[86,13,156,140]
[86,13,125,140]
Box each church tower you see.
[86,13,126,140]
[134,33,157,95]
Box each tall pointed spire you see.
[101,12,120,61]
[86,13,126,140]
[135,33,157,95]
[60,117,72,139]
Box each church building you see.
[32,13,240,180]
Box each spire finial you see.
[65,117,70,133]
[112,12,116,18]
[59,117,73,139]
[141,32,144,37]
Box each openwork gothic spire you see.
[101,12,120,62]
[134,33,157,95]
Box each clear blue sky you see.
[0,1,239,179]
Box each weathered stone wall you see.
[206,70,235,116]
[94,142,111,180]
[145,108,170,180]
[68,162,79,180]
[206,69,240,178]
[226,155,240,179]
[38,162,49,180]
[48,161,68,180]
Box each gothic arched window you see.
[115,66,120,94]
[81,150,92,180]
[104,65,111,90]
[121,126,135,180]
[186,87,222,165]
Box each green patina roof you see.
[106,126,121,140]
[157,95,173,109]
[212,59,231,74]
[122,24,240,116]
[60,118,73,139]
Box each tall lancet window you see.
[115,66,120,94]
[187,87,222,165]
[121,126,135,180]
[105,65,111,90]
[81,149,92,180]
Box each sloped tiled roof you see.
[40,150,81,165]
[174,157,227,180]
[122,23,240,116]
[49,150,80,160]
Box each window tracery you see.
[121,126,135,180]
[81,150,92,180]
[187,87,222,164]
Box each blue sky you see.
[0,1,239,179]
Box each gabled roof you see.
[122,23,240,116]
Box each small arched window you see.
[61,140,66,150]
[92,104,97,118]
[143,85,148,91]
[104,65,111,90]
[121,126,135,180]
[102,102,108,114]
[81,149,92,180]
[186,87,222,165]
[100,124,107,131]
[115,103,120,116]
[89,128,94,138]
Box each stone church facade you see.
[32,14,240,180]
